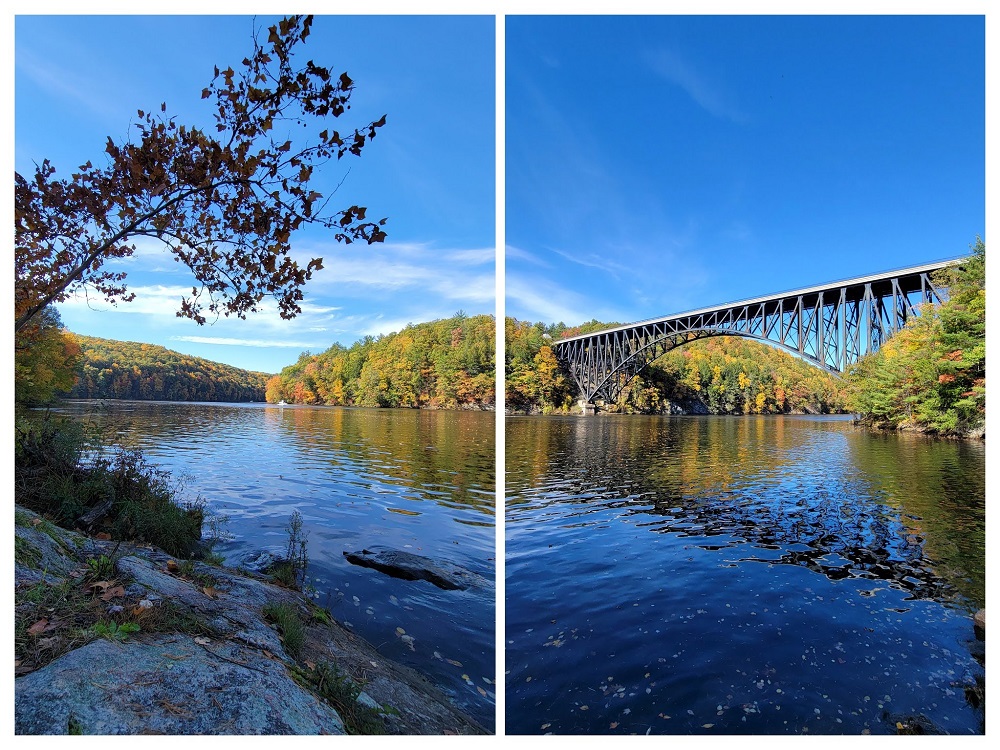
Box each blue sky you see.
[15,14,495,374]
[505,14,986,328]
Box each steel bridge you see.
[552,258,966,406]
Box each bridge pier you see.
[578,399,596,415]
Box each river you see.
[50,401,496,730]
[505,414,985,735]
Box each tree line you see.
[265,313,495,409]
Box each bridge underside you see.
[554,265,951,405]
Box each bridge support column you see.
[577,399,596,415]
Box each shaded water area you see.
[505,414,985,735]
[50,401,496,729]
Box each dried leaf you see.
[27,619,49,635]
[194,636,212,646]
[166,560,179,573]
[305,661,316,670]
[88,581,112,591]
[96,532,112,540]
[445,658,463,667]
[477,686,488,697]
[101,586,126,601]
[395,627,405,636]
[202,586,219,599]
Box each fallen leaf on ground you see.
[96,532,112,540]
[88,581,112,591]
[166,560,179,572]
[101,586,126,601]
[27,619,49,635]
[202,586,219,599]
[194,637,212,646]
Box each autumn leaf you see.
[194,636,212,646]
[27,619,49,635]
[166,559,179,573]
[101,586,126,601]
[202,586,220,599]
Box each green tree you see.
[15,15,386,334]
[846,238,985,434]
[14,307,80,405]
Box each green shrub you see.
[14,417,205,557]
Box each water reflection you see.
[506,414,984,734]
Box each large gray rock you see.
[344,546,492,591]
[15,635,346,735]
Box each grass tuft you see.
[262,601,305,659]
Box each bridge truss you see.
[552,258,964,405]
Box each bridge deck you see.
[554,257,966,345]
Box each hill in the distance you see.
[69,334,270,403]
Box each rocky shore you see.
[14,506,488,735]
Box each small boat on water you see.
[278,400,287,405]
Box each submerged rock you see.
[344,547,492,591]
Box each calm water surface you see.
[54,401,496,729]
[505,414,984,735]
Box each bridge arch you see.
[551,259,961,406]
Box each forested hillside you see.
[845,238,985,436]
[69,335,269,402]
[506,318,847,415]
[266,313,495,409]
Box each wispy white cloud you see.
[548,246,632,278]
[505,272,625,326]
[643,48,747,123]
[294,241,496,306]
[171,336,319,349]
[504,245,551,268]
[16,48,125,123]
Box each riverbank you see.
[14,505,488,735]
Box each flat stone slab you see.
[344,547,492,591]
[15,634,346,735]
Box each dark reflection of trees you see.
[57,401,496,520]
[506,415,984,608]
